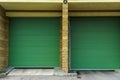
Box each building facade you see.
[0,0,120,73]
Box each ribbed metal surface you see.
[70,17,120,70]
[9,17,60,67]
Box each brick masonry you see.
[0,5,8,71]
[61,3,69,73]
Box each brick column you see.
[61,3,69,73]
[0,5,8,71]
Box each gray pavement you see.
[0,69,120,80]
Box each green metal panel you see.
[9,17,60,67]
[70,17,120,70]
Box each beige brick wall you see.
[61,3,69,73]
[0,5,8,71]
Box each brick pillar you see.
[0,5,8,71]
[61,3,69,73]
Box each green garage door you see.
[70,17,120,70]
[9,17,60,67]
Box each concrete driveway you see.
[0,69,120,80]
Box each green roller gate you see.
[9,17,60,67]
[70,17,120,70]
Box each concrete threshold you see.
[2,69,120,80]
[1,70,120,80]
[7,68,77,77]
[8,69,54,76]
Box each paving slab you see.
[8,69,54,76]
[1,69,120,80]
